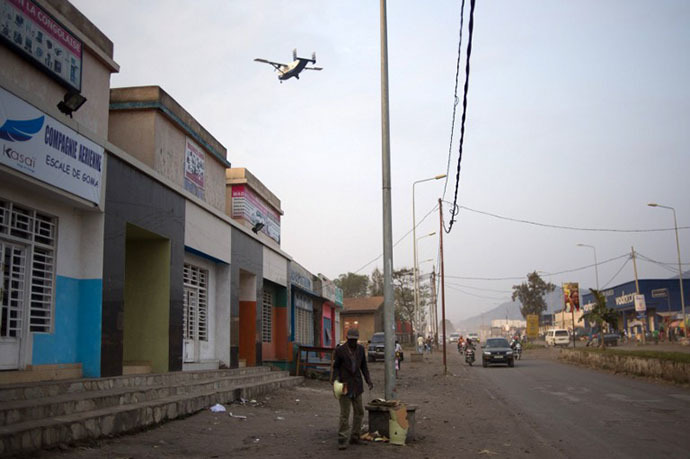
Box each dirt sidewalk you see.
[36,349,561,459]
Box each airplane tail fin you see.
[311,51,316,63]
[293,48,297,61]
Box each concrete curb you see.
[559,348,690,384]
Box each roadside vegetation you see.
[572,347,690,364]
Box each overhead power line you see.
[444,253,629,281]
[353,204,438,274]
[459,205,690,233]
[602,257,631,289]
[442,0,467,199]
[446,0,477,233]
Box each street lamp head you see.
[427,231,436,237]
[434,174,447,180]
[648,203,658,207]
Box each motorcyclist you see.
[457,335,465,352]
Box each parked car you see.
[481,337,515,367]
[367,332,385,362]
[545,329,570,347]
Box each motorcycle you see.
[465,347,475,366]
[513,342,522,360]
[459,341,467,353]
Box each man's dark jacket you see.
[332,342,372,397]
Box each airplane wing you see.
[304,66,323,71]
[254,58,286,69]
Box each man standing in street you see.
[332,328,374,450]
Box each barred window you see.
[262,289,272,343]
[294,307,314,346]
[0,200,56,335]
[183,263,208,341]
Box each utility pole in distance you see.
[438,198,447,375]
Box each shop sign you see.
[634,294,646,312]
[184,137,204,199]
[290,263,313,292]
[319,275,336,302]
[335,286,343,307]
[615,293,635,306]
[0,0,82,91]
[231,184,281,243]
[651,288,669,298]
[0,86,103,203]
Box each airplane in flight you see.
[254,49,323,83]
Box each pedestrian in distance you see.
[417,335,424,353]
[332,328,374,450]
[395,340,403,376]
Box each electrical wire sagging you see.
[446,0,476,233]
[442,0,467,199]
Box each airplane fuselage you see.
[278,59,311,80]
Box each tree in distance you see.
[334,272,369,298]
[579,289,618,350]
[511,271,556,319]
[370,268,384,296]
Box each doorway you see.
[123,224,170,373]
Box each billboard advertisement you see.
[563,282,580,313]
[0,86,103,204]
[231,184,280,243]
[184,137,204,199]
[0,0,83,91]
[526,314,539,339]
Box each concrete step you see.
[0,375,303,456]
[0,370,291,426]
[0,366,272,403]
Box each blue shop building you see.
[582,278,690,335]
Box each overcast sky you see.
[70,0,690,322]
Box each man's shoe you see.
[350,437,366,445]
[338,441,348,450]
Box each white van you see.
[545,329,570,346]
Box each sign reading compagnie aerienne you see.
[0,0,83,91]
[0,86,103,204]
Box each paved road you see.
[474,347,690,458]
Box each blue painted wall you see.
[32,276,102,377]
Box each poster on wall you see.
[184,137,205,199]
[0,0,83,91]
[231,184,281,243]
[0,86,103,204]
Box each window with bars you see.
[294,307,314,346]
[262,289,272,343]
[183,263,208,341]
[0,200,56,335]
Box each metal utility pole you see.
[438,199,447,375]
[431,266,438,345]
[631,246,646,344]
[648,203,686,336]
[379,0,395,400]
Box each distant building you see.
[582,278,690,336]
[341,297,384,343]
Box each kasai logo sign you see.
[0,86,104,204]
[0,116,45,142]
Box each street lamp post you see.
[415,233,435,333]
[416,255,435,335]
[577,243,600,290]
[412,174,445,338]
[648,203,686,335]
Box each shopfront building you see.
[0,0,117,378]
